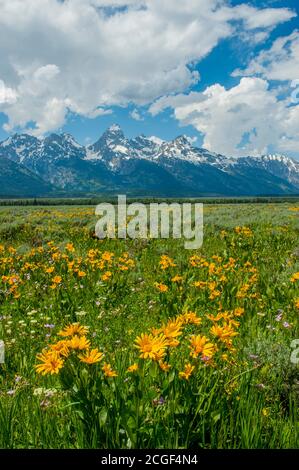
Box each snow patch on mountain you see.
[113,145,129,154]
[148,136,164,146]
[84,148,102,161]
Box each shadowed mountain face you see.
[0,124,298,197]
[0,155,53,197]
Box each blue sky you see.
[0,0,298,157]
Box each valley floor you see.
[0,203,298,448]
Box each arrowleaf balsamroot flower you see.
[233,307,244,317]
[155,282,168,292]
[45,267,55,274]
[162,318,183,347]
[35,350,64,375]
[159,361,171,372]
[159,255,176,270]
[65,243,75,252]
[50,340,70,357]
[134,333,168,361]
[189,335,216,359]
[79,348,104,364]
[171,275,183,283]
[101,251,114,262]
[67,335,90,351]
[210,324,238,342]
[58,323,89,337]
[102,363,118,377]
[207,312,228,322]
[127,363,139,373]
[179,363,195,380]
[179,311,202,325]
[102,271,112,281]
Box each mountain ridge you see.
[0,124,298,197]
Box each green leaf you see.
[98,408,108,427]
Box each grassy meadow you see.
[0,202,298,449]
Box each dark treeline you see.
[0,196,298,206]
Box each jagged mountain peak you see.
[172,135,192,146]
[88,124,129,159]
[132,133,152,143]
[261,153,296,164]
[107,123,122,132]
[244,152,298,168]
[156,135,209,164]
[147,135,165,146]
[60,133,83,149]
[41,132,79,150]
[102,123,125,139]
[7,133,38,144]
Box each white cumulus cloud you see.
[0,0,295,135]
[149,77,299,157]
[0,80,18,105]
[130,108,144,121]
[233,30,299,81]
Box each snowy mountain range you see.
[0,124,299,197]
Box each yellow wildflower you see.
[45,267,55,274]
[179,311,202,325]
[65,243,75,252]
[79,348,104,364]
[50,340,70,357]
[35,350,64,375]
[159,255,176,270]
[67,335,90,351]
[159,361,171,372]
[102,271,112,281]
[179,363,195,380]
[127,363,139,373]
[134,333,168,361]
[162,318,183,347]
[155,282,168,292]
[233,307,244,317]
[101,251,114,262]
[210,324,238,342]
[102,363,118,377]
[58,323,89,337]
[193,281,207,288]
[290,272,299,283]
[171,275,183,282]
[189,335,216,359]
